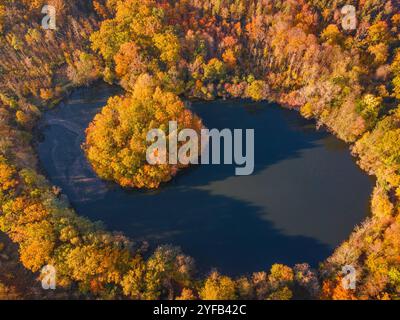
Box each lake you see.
[37,83,374,276]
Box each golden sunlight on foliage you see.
[200,271,237,300]
[1,0,400,300]
[84,74,203,189]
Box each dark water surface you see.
[38,83,374,276]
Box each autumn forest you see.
[0,0,400,301]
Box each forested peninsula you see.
[0,0,399,300]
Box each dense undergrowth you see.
[0,0,399,300]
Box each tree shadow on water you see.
[89,185,332,277]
